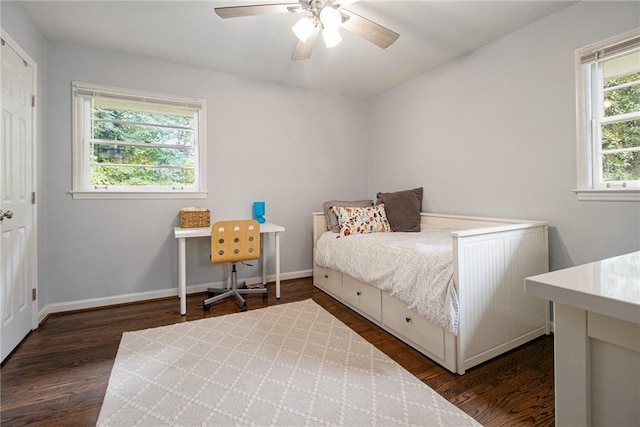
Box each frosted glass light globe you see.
[322,28,342,48]
[292,17,316,42]
[320,7,341,30]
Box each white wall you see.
[368,1,640,270]
[1,2,49,311]
[43,42,369,305]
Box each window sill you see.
[70,191,208,200]
[573,189,640,202]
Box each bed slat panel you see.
[456,228,549,370]
[457,238,507,358]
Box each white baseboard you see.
[38,305,50,326]
[42,270,312,317]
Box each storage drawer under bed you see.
[382,292,446,360]
[313,265,342,297]
[342,275,382,322]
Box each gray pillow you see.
[376,187,423,232]
[322,199,374,233]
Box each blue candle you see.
[253,201,266,223]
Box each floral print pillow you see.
[332,204,391,237]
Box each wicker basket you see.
[180,207,210,228]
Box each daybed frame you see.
[313,212,550,374]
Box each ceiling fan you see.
[214,0,399,60]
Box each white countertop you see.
[525,251,640,324]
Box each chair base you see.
[203,287,247,312]
[203,265,268,312]
[238,282,268,296]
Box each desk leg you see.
[261,233,266,285]
[275,232,281,299]
[178,237,187,316]
[554,303,590,426]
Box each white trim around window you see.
[71,82,207,200]
[574,28,640,202]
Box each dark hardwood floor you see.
[0,278,554,426]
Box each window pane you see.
[90,165,195,186]
[94,99,194,126]
[91,144,195,168]
[602,151,640,182]
[603,75,640,118]
[603,50,640,118]
[601,119,640,151]
[604,50,640,81]
[93,120,194,146]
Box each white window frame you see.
[71,82,207,199]
[574,28,640,202]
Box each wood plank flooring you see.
[0,278,554,426]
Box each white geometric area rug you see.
[97,299,479,426]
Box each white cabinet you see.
[526,251,640,427]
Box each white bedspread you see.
[315,226,459,335]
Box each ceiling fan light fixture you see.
[322,28,342,48]
[319,6,342,30]
[214,1,399,61]
[292,16,316,42]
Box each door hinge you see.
[32,288,37,301]
[31,192,36,205]
[31,95,36,108]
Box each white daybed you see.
[313,212,550,374]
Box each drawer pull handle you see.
[405,317,411,323]
[324,275,328,279]
[356,291,361,296]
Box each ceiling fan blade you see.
[340,9,399,49]
[214,3,300,19]
[335,0,359,8]
[291,26,320,60]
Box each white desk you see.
[174,222,285,315]
[525,251,640,426]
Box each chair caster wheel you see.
[241,303,247,312]
[203,303,211,311]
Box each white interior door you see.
[1,36,36,362]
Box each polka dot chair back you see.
[210,220,261,264]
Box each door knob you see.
[0,210,13,221]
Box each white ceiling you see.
[18,0,577,99]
